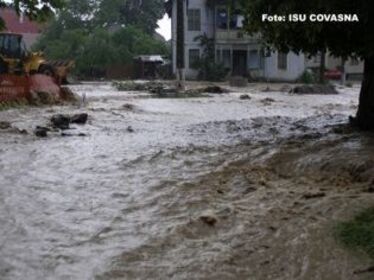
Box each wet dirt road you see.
[0,82,373,279]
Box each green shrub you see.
[193,34,229,82]
[298,70,316,84]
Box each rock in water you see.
[51,114,70,130]
[34,126,49,137]
[70,113,88,124]
[199,211,218,226]
[0,121,11,129]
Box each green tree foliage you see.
[193,34,229,82]
[34,0,169,78]
[242,0,374,129]
[0,0,65,29]
[95,0,165,34]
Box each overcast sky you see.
[156,14,171,40]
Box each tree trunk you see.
[354,57,374,130]
[340,58,346,86]
[319,50,326,84]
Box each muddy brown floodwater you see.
[0,82,374,280]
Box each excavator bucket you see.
[48,60,75,84]
[29,74,62,97]
[0,74,29,104]
[0,74,70,105]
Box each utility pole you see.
[176,0,185,91]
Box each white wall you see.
[263,51,305,82]
[171,1,307,82]
[172,0,214,79]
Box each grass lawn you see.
[336,207,374,259]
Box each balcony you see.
[215,30,259,44]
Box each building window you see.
[249,50,260,69]
[216,49,222,64]
[278,52,288,70]
[230,9,245,29]
[188,9,201,31]
[216,7,228,29]
[189,49,200,68]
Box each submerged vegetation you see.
[336,207,374,259]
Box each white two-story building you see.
[170,0,306,81]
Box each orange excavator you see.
[0,32,74,103]
[0,32,74,83]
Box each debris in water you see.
[303,192,326,199]
[240,94,251,100]
[260,98,275,106]
[262,86,272,92]
[122,103,135,111]
[70,113,88,124]
[291,84,338,95]
[0,121,11,129]
[51,114,70,130]
[199,211,218,226]
[51,113,89,129]
[61,132,73,137]
[202,86,229,94]
[34,126,49,138]
[61,132,87,137]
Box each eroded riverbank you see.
[0,82,373,279]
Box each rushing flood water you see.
[1,82,374,279]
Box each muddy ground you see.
[0,82,373,280]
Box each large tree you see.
[95,0,165,34]
[34,0,169,78]
[242,0,374,130]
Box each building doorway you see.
[232,50,247,76]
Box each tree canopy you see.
[33,0,169,78]
[96,0,165,34]
[241,0,374,129]
[241,0,372,59]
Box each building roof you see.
[0,8,41,34]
